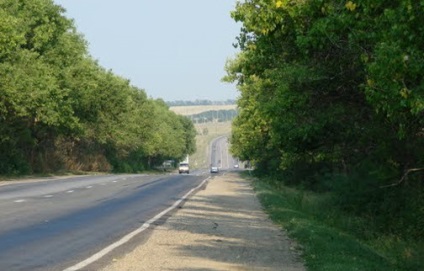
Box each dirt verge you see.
[102,172,305,271]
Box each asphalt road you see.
[210,136,238,170]
[0,173,209,271]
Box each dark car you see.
[210,166,219,173]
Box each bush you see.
[328,161,424,240]
[0,146,31,175]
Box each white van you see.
[178,163,189,174]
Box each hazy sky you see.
[53,0,241,102]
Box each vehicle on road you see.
[210,166,219,173]
[178,163,190,174]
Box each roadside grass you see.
[189,122,232,169]
[248,175,423,271]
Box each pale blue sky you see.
[53,0,240,102]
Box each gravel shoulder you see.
[102,172,305,271]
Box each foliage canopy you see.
[226,0,424,239]
[0,0,196,174]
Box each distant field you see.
[170,104,237,116]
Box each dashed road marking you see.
[44,195,53,198]
[66,190,74,193]
[14,199,26,203]
[86,186,93,189]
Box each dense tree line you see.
[0,0,196,174]
[190,109,238,123]
[225,0,423,238]
[167,99,236,106]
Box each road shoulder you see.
[102,172,305,271]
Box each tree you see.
[0,0,198,174]
[226,0,424,237]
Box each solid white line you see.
[63,177,210,271]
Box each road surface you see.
[0,173,209,270]
[210,136,238,170]
[101,172,306,271]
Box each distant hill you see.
[170,104,237,116]
[166,99,236,107]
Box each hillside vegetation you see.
[226,0,423,269]
[0,0,196,175]
[170,104,237,116]
[167,99,236,107]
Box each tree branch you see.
[380,168,424,188]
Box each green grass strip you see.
[252,179,406,271]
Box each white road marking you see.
[112,181,117,183]
[63,177,210,271]
[44,195,53,198]
[86,186,93,189]
[66,190,74,193]
[14,199,26,203]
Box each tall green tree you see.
[0,0,198,174]
[226,0,424,237]
[0,0,80,172]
